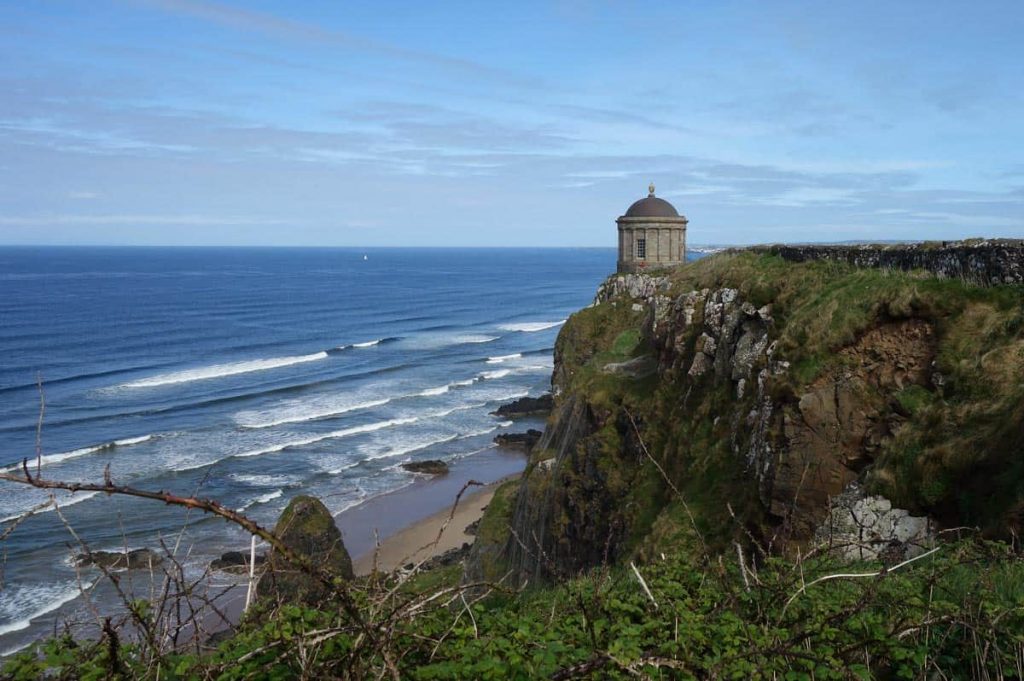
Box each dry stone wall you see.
[747,239,1024,286]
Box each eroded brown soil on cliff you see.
[772,319,936,538]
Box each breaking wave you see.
[486,353,522,364]
[119,352,329,388]
[229,473,300,487]
[0,582,81,637]
[1,434,157,472]
[379,422,514,463]
[236,398,392,430]
[498,320,565,333]
[330,337,400,352]
[236,489,284,512]
[0,491,101,525]
[235,417,419,459]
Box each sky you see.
[1,0,1022,247]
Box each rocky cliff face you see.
[471,249,1024,585]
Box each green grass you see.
[609,328,640,357]
[896,384,936,415]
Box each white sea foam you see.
[236,489,284,512]
[486,353,522,364]
[372,422,512,463]
[331,494,371,517]
[459,335,499,344]
[113,435,155,447]
[119,351,329,388]
[235,417,419,459]
[229,473,298,487]
[430,402,486,418]
[479,369,511,380]
[257,489,283,503]
[401,334,499,350]
[419,376,482,394]
[1,491,101,524]
[498,320,566,333]
[513,364,554,374]
[236,398,391,429]
[352,339,382,348]
[1,434,157,472]
[0,582,81,637]
[365,433,460,461]
[1,639,34,658]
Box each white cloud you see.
[756,187,860,207]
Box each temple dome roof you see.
[622,184,680,218]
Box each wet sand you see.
[352,479,504,575]
[336,442,531,565]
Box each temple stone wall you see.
[617,218,687,273]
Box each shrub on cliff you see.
[5,539,1021,679]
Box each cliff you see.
[470,243,1024,585]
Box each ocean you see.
[0,246,615,654]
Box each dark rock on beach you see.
[493,429,543,452]
[416,542,472,571]
[75,548,163,571]
[257,495,353,604]
[211,550,267,575]
[491,393,553,418]
[401,459,449,475]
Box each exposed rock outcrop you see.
[402,460,449,475]
[76,548,163,571]
[258,495,353,604]
[594,273,671,304]
[815,482,935,562]
[493,429,542,452]
[211,550,267,575]
[491,394,553,418]
[489,395,645,586]
[411,542,472,572]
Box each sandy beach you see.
[352,479,505,575]
[335,434,536,574]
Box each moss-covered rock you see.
[258,495,353,604]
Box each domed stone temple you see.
[616,183,688,273]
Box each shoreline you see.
[352,477,511,575]
[335,434,536,562]
[0,438,537,657]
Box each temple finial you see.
[648,182,655,197]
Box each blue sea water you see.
[0,246,615,653]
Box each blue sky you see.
[1,0,1022,246]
